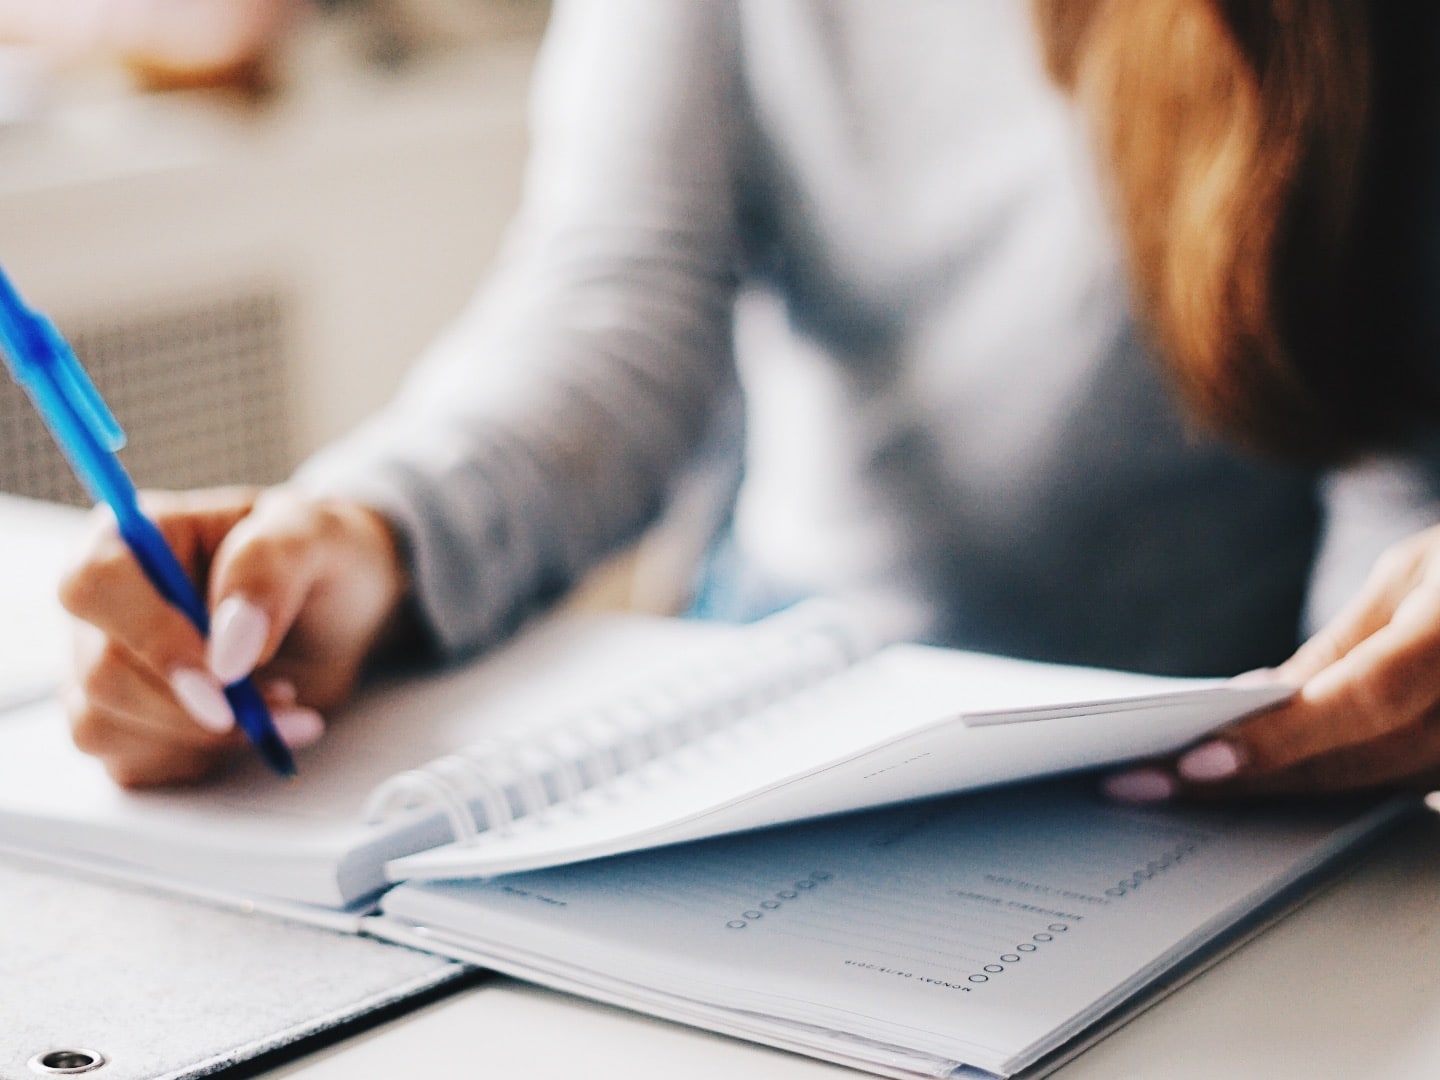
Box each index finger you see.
[1221,572,1440,775]
[1279,540,1426,684]
[58,510,209,681]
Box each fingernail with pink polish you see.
[208,597,270,685]
[1101,767,1177,803]
[271,707,324,750]
[171,668,235,734]
[1178,740,1244,782]
[264,678,298,707]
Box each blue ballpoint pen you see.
[0,263,295,777]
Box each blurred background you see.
[0,0,549,504]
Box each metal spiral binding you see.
[360,600,878,844]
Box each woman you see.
[59,0,1440,797]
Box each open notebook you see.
[0,601,1292,913]
[0,595,1414,1078]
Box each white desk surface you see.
[5,494,1440,1079]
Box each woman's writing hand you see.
[59,485,411,787]
[1106,524,1440,801]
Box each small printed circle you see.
[1034,933,1053,942]
[968,974,988,984]
[1001,954,1020,963]
[726,920,748,929]
[1048,923,1069,932]
[1016,943,1037,952]
[761,900,781,910]
[778,890,798,900]
[797,880,816,889]
[984,964,1004,973]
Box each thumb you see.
[203,488,329,685]
[1279,564,1410,686]
[203,488,410,709]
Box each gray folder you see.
[0,856,472,1080]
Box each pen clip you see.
[41,318,127,453]
[0,263,126,452]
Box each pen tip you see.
[263,742,297,779]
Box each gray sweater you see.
[296,0,1440,675]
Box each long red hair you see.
[1033,0,1439,462]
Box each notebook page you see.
[0,612,739,907]
[0,495,86,712]
[388,644,1290,879]
[378,781,1403,1077]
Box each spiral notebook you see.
[0,601,1291,915]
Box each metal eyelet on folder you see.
[27,1050,107,1075]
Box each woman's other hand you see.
[1106,524,1440,801]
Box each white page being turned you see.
[388,644,1289,880]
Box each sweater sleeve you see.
[293,0,746,656]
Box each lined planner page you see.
[379,780,1399,1077]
